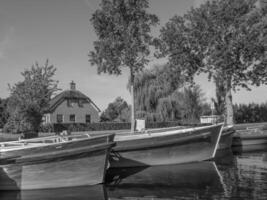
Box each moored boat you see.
[146,124,234,151]
[232,128,267,147]
[0,134,115,190]
[109,123,223,168]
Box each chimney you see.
[70,81,76,90]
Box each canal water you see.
[1,145,267,200]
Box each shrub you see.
[39,123,54,133]
[52,122,131,133]
[42,121,204,133]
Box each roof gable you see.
[47,90,101,113]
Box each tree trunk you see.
[225,78,234,125]
[130,70,135,133]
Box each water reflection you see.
[0,185,107,200]
[0,147,267,200]
[232,144,267,155]
[215,148,236,166]
[218,146,267,200]
[106,161,226,199]
[234,150,267,199]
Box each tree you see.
[100,97,130,122]
[158,0,267,125]
[118,106,131,122]
[233,102,267,123]
[0,98,9,128]
[178,86,206,123]
[89,0,159,132]
[132,63,208,123]
[133,63,184,115]
[4,60,58,134]
[212,74,226,116]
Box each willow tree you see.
[89,0,159,132]
[133,64,184,114]
[159,0,267,125]
[133,64,206,122]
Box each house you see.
[43,81,100,124]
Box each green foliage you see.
[179,86,207,123]
[0,133,20,142]
[133,64,208,123]
[201,102,213,116]
[100,97,131,122]
[43,121,202,133]
[159,0,267,87]
[118,106,131,122]
[39,123,54,133]
[0,98,9,128]
[53,122,131,132]
[4,60,59,134]
[158,0,267,124]
[3,110,27,134]
[89,0,159,75]
[133,64,184,113]
[89,0,159,131]
[234,102,267,123]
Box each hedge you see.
[0,133,20,142]
[53,122,131,133]
[40,121,205,133]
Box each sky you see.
[0,0,267,111]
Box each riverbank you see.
[1,122,267,142]
[0,129,127,142]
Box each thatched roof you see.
[47,89,101,113]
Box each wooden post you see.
[225,78,233,125]
[130,69,135,133]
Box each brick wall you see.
[49,99,100,123]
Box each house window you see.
[70,114,76,123]
[86,115,91,123]
[57,114,63,123]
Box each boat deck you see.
[114,124,221,141]
[0,134,92,152]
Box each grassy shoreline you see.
[0,129,126,142]
[1,122,267,142]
